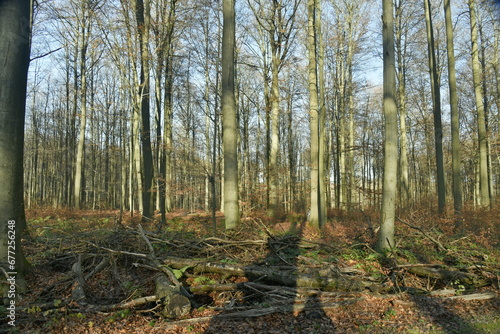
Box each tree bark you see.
[0,0,31,298]
[269,43,280,216]
[308,0,320,228]
[222,0,240,229]
[468,0,490,209]
[424,0,446,214]
[443,0,463,215]
[377,0,398,252]
[133,0,154,218]
[317,0,327,224]
[73,1,92,209]
[394,0,410,207]
[162,257,383,293]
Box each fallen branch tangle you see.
[28,223,496,322]
[161,256,387,293]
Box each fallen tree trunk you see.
[404,265,491,288]
[162,257,388,293]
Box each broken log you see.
[404,265,491,288]
[155,274,191,318]
[162,257,388,293]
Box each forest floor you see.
[2,206,500,333]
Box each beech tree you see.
[72,0,100,209]
[0,0,31,296]
[443,0,463,214]
[468,0,490,209]
[424,0,446,214]
[377,0,398,252]
[132,0,155,218]
[307,0,327,228]
[222,0,240,229]
[247,0,300,217]
[19,0,500,224]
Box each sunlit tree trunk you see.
[204,11,211,212]
[308,0,325,228]
[317,0,327,224]
[377,0,398,252]
[269,41,280,216]
[222,0,240,229]
[154,0,177,222]
[394,0,410,207]
[478,24,494,204]
[443,0,462,214]
[468,0,490,209]
[74,1,91,209]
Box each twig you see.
[84,257,109,281]
[397,218,447,251]
[77,295,158,313]
[268,239,295,266]
[250,217,275,239]
[138,224,156,256]
[84,240,148,258]
[392,263,444,269]
[136,225,184,289]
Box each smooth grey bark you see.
[316,0,327,225]
[73,1,92,209]
[308,0,320,228]
[0,0,31,298]
[153,0,177,223]
[468,0,490,209]
[377,0,398,252]
[222,0,240,229]
[443,0,463,214]
[394,0,410,206]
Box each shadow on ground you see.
[204,222,336,333]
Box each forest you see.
[1,0,500,333]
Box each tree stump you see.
[155,275,191,318]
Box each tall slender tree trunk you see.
[308,0,324,228]
[468,0,490,209]
[132,103,144,214]
[222,0,240,229]
[268,49,280,217]
[443,0,463,215]
[156,0,177,221]
[74,4,90,209]
[133,0,154,218]
[377,0,398,252]
[424,0,446,214]
[164,56,174,213]
[478,24,494,203]
[394,0,410,207]
[317,0,327,223]
[0,0,31,296]
[204,18,211,212]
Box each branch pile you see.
[22,221,497,324]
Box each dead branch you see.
[85,240,149,259]
[446,292,496,301]
[404,265,491,287]
[397,218,447,251]
[162,256,388,293]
